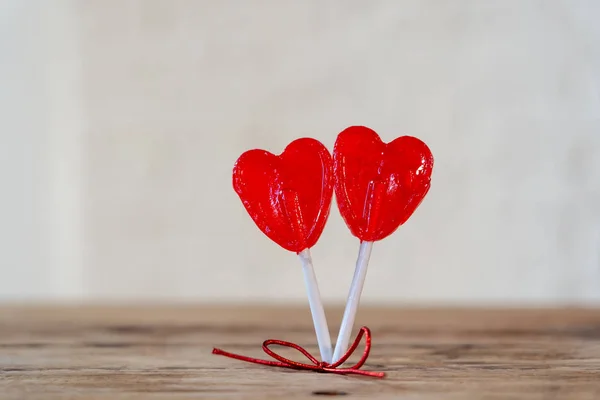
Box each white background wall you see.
[1,0,600,304]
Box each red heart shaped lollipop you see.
[333,126,434,242]
[233,138,333,253]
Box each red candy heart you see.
[333,126,434,242]
[233,138,334,253]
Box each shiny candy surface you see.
[333,126,434,242]
[233,138,333,253]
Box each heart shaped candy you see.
[233,138,333,253]
[333,126,434,242]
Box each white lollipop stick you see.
[333,180,382,362]
[281,189,332,362]
[298,248,333,363]
[332,240,374,363]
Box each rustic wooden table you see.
[1,306,599,399]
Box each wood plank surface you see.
[0,306,599,399]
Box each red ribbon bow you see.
[212,326,385,378]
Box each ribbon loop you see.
[212,326,385,378]
[263,339,321,369]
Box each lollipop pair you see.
[217,125,433,376]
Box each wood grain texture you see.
[0,306,599,399]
